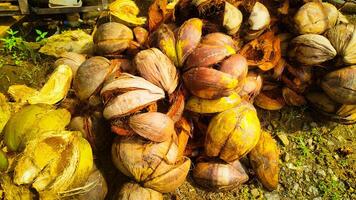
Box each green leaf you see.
[41,32,48,38]
[35,29,42,35]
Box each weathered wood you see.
[18,0,29,14]
[31,5,106,15]
[0,16,24,36]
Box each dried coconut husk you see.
[129,112,175,142]
[13,131,93,200]
[100,73,165,119]
[281,64,313,94]
[193,157,249,190]
[167,86,186,123]
[255,88,285,110]
[240,31,281,71]
[249,131,280,191]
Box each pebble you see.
[265,192,280,200]
[333,154,339,160]
[308,186,319,196]
[313,197,322,200]
[283,153,290,162]
[307,138,313,146]
[251,188,259,198]
[305,174,310,182]
[316,169,326,177]
[292,183,299,193]
[277,133,289,146]
[286,163,296,169]
[327,168,334,175]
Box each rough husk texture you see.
[249,131,280,191]
[293,2,338,34]
[325,23,356,65]
[185,92,241,113]
[321,66,356,104]
[183,67,238,99]
[205,102,261,162]
[116,182,163,200]
[176,18,203,67]
[129,112,175,142]
[73,56,112,100]
[101,73,165,119]
[4,104,71,151]
[193,159,249,190]
[134,48,178,94]
[288,34,336,65]
[13,131,93,199]
[111,136,190,193]
[93,22,134,55]
[39,30,94,57]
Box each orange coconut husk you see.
[255,88,285,110]
[240,31,281,71]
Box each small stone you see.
[265,192,280,200]
[316,169,326,177]
[327,140,335,146]
[310,122,318,127]
[251,189,260,198]
[286,163,295,169]
[277,133,289,146]
[313,197,322,200]
[307,138,313,146]
[283,152,290,162]
[292,183,299,193]
[305,174,310,182]
[327,168,334,175]
[308,186,319,196]
[333,154,339,160]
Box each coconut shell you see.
[193,159,249,190]
[249,131,280,191]
[176,18,203,67]
[116,182,163,200]
[205,102,261,162]
[183,67,238,99]
[321,66,356,104]
[74,56,112,100]
[186,92,241,114]
[129,112,175,142]
[134,48,178,94]
[94,22,133,55]
[185,44,235,70]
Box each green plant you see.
[296,136,310,157]
[317,180,345,200]
[1,29,20,52]
[35,29,48,42]
[0,29,41,64]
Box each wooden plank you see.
[0,3,19,11]
[31,5,105,15]
[18,0,29,14]
[0,16,24,36]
